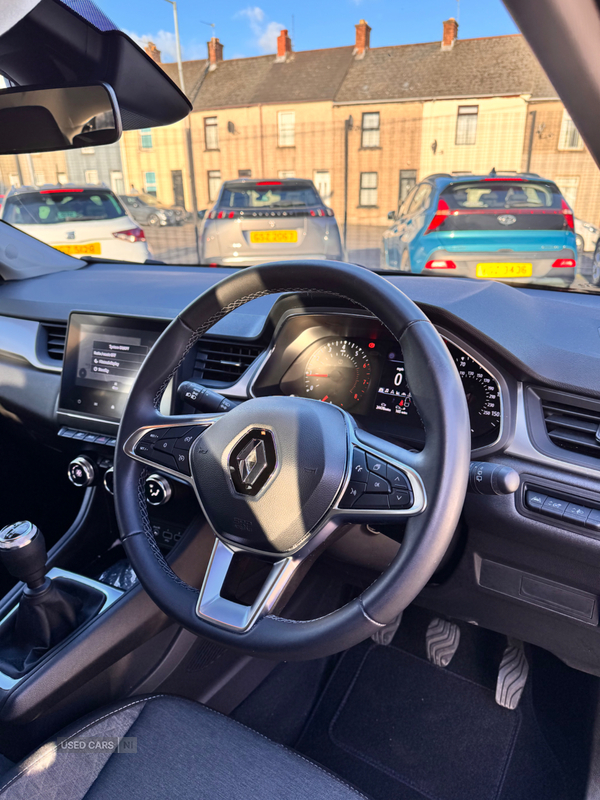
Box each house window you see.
[278,112,295,147]
[455,106,478,146]
[208,170,221,202]
[204,117,219,150]
[81,147,95,155]
[558,112,583,151]
[57,172,68,185]
[238,169,252,178]
[555,176,579,210]
[399,169,417,203]
[278,170,295,178]
[85,170,99,185]
[144,171,157,196]
[34,173,45,186]
[361,112,380,148]
[359,172,378,206]
[140,128,153,149]
[9,174,19,187]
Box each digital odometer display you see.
[304,339,371,409]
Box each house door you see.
[110,171,124,195]
[314,170,332,206]
[171,170,185,208]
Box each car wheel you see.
[147,213,160,226]
[591,241,600,286]
[400,249,412,272]
[576,234,584,253]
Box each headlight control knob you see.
[67,456,96,488]
[145,474,172,506]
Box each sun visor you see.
[0,0,191,129]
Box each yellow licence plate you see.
[476,262,532,279]
[54,242,102,256]
[250,230,297,244]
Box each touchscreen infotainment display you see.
[59,314,166,422]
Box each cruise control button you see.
[389,489,412,509]
[340,481,367,508]
[160,426,193,440]
[142,429,163,443]
[563,503,591,525]
[354,494,389,510]
[585,509,600,532]
[367,473,390,493]
[148,450,177,470]
[366,453,386,475]
[525,490,547,511]
[541,496,568,518]
[172,449,191,475]
[134,441,154,458]
[175,427,206,451]
[351,449,368,480]
[154,438,176,455]
[387,466,410,491]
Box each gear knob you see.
[0,521,47,589]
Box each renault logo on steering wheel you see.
[228,429,277,496]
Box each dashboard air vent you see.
[40,322,67,361]
[542,397,600,459]
[193,339,264,385]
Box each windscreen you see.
[4,190,126,225]
[219,183,321,209]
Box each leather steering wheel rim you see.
[114,260,470,660]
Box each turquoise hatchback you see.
[381,174,577,287]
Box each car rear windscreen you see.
[437,180,568,231]
[219,182,321,209]
[3,189,126,225]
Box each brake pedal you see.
[426,618,460,667]
[495,639,529,710]
[372,613,402,645]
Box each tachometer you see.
[304,339,371,409]
[447,342,502,444]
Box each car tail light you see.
[209,209,218,219]
[561,199,575,230]
[40,188,84,194]
[256,181,282,186]
[425,259,457,269]
[552,258,576,268]
[425,198,450,233]
[113,227,146,243]
[325,208,334,217]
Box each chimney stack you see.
[144,42,161,64]
[208,37,224,68]
[442,18,458,50]
[276,29,292,60]
[354,19,371,58]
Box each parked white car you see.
[1,184,150,262]
[574,217,599,252]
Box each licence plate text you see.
[249,230,297,244]
[54,242,102,256]
[476,262,532,279]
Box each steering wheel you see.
[115,261,470,660]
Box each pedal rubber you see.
[372,613,402,646]
[495,639,529,710]
[426,618,460,667]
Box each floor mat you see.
[296,635,572,800]
[328,645,518,800]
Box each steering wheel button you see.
[160,426,193,440]
[351,449,368,479]
[175,427,206,451]
[142,430,162,443]
[173,449,191,475]
[367,473,390,493]
[354,494,389,510]
[154,438,176,454]
[366,454,386,475]
[149,450,177,470]
[386,466,410,490]
[134,441,153,457]
[389,489,412,509]
[340,481,367,508]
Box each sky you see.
[92,0,520,63]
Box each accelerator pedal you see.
[495,639,529,710]
[426,617,461,668]
[372,613,403,646]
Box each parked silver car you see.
[200,178,344,266]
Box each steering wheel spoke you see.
[123,413,222,482]
[196,537,301,632]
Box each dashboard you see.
[251,312,506,453]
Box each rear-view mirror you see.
[0,82,121,155]
[387,210,396,220]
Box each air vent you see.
[193,338,264,385]
[542,398,600,459]
[40,322,67,361]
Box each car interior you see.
[1,0,600,799]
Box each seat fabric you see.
[0,694,368,800]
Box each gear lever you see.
[0,520,49,591]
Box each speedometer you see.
[304,339,371,409]
[447,342,502,445]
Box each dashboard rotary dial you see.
[304,339,371,409]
